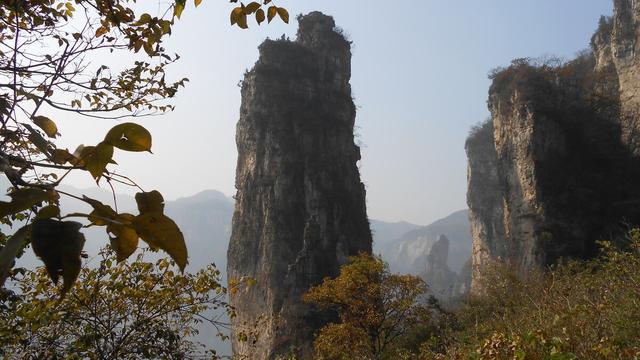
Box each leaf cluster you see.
[229,1,289,29]
[0,0,289,297]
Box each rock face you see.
[422,235,458,300]
[467,0,640,293]
[227,12,372,359]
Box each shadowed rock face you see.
[467,0,640,293]
[227,12,372,359]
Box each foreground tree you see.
[303,253,438,360]
[0,247,234,359]
[0,0,289,294]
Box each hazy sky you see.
[57,1,614,226]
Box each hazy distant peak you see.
[171,190,232,206]
[429,209,469,226]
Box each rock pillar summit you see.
[227,12,372,359]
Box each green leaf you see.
[108,223,139,261]
[133,212,187,271]
[174,0,185,19]
[31,219,86,296]
[104,122,152,152]
[135,190,165,214]
[32,116,58,138]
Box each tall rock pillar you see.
[466,0,640,293]
[227,12,372,359]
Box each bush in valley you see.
[0,248,233,359]
[418,230,640,359]
[303,253,445,360]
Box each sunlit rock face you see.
[467,0,640,294]
[227,12,372,359]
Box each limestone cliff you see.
[227,12,372,359]
[467,0,640,292]
[422,235,458,301]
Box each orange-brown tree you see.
[304,253,436,360]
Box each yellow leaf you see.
[174,1,185,19]
[133,212,187,271]
[136,13,152,25]
[194,0,202,7]
[267,6,277,23]
[237,14,248,29]
[117,213,136,225]
[23,123,52,155]
[276,7,289,24]
[32,116,58,138]
[36,205,60,219]
[51,149,77,165]
[104,122,152,152]
[255,9,265,25]
[83,196,118,226]
[108,223,139,261]
[230,7,243,25]
[244,2,260,14]
[135,190,165,214]
[84,141,114,179]
[95,26,108,37]
[0,188,56,218]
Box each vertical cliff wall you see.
[608,0,640,154]
[227,12,372,359]
[467,0,640,292]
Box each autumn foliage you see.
[303,253,437,360]
[0,0,289,297]
[1,247,232,359]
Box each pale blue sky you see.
[58,1,614,225]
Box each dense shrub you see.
[419,230,640,359]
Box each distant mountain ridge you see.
[382,209,472,275]
[370,219,421,254]
[6,182,472,279]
